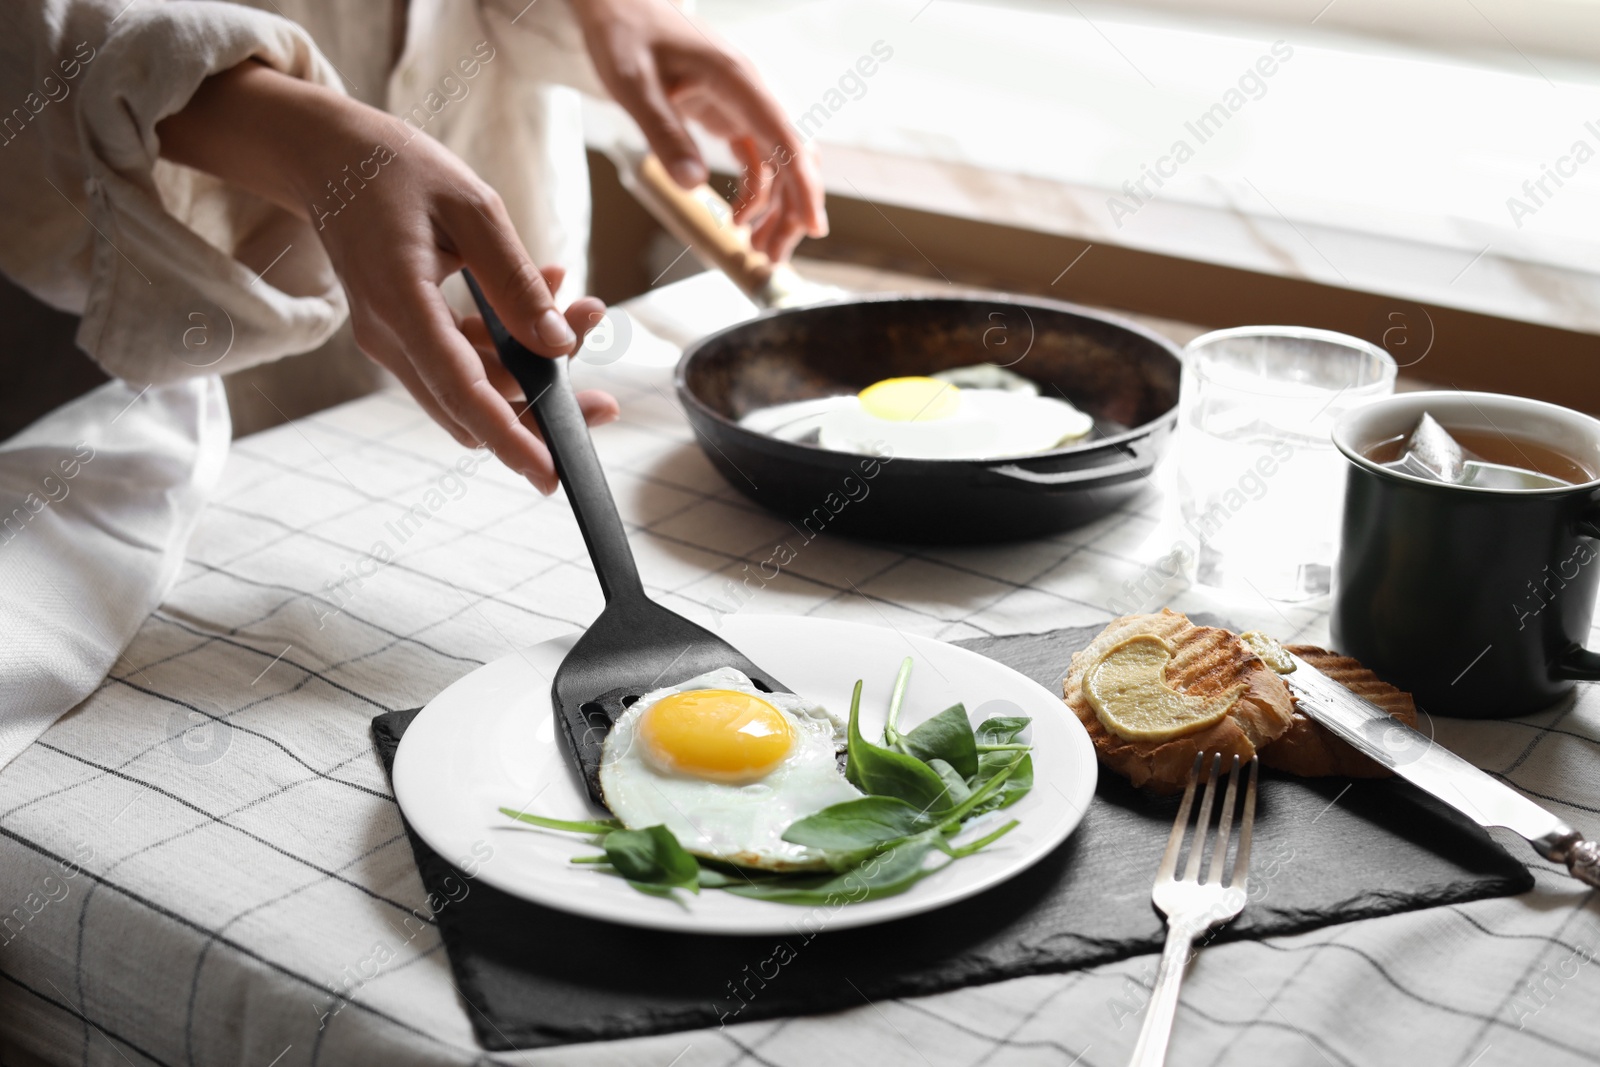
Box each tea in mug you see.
[1363,426,1594,486]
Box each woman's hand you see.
[158,61,617,494]
[571,0,828,262]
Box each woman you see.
[1,0,827,492]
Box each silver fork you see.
[1128,753,1259,1067]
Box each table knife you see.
[1284,652,1600,888]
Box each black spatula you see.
[463,272,790,808]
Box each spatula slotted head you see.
[554,597,790,808]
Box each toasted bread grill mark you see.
[1287,646,1416,727]
[1165,629,1262,696]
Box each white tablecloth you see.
[1,328,1597,1066]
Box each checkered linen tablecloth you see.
[1,345,1598,1067]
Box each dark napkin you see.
[372,618,1533,1051]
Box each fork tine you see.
[1156,754,1204,882]
[1181,754,1222,882]
[1207,754,1242,886]
[1230,757,1260,890]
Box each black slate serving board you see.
[371,620,1533,1051]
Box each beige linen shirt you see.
[0,0,606,386]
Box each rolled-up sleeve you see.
[0,1,351,385]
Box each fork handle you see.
[462,271,646,604]
[1128,921,1199,1067]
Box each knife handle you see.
[1535,828,1600,888]
[1572,842,1600,888]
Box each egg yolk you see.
[638,690,794,782]
[858,377,960,422]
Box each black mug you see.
[1331,391,1600,718]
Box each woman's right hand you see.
[158,61,617,495]
[570,0,827,263]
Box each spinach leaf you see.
[927,758,973,808]
[965,716,1034,813]
[844,680,955,816]
[975,716,1031,746]
[968,745,1035,815]
[601,825,700,892]
[725,833,942,905]
[782,795,935,851]
[939,752,1030,829]
[883,656,914,751]
[903,704,979,779]
[694,866,737,889]
[695,859,797,889]
[499,808,622,834]
[934,818,1020,859]
[979,752,1033,812]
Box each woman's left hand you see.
[570,0,828,262]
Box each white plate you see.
[393,615,1097,935]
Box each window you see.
[663,0,1600,334]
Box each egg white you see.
[931,364,1039,393]
[597,668,862,871]
[819,388,1093,460]
[738,395,856,442]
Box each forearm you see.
[155,59,391,222]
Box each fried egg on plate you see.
[598,668,863,871]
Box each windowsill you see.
[587,0,1600,337]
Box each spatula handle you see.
[462,271,645,604]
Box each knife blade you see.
[1283,652,1600,888]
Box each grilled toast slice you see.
[1063,610,1296,794]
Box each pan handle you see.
[981,445,1158,487]
[614,149,803,308]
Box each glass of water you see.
[1177,326,1396,602]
